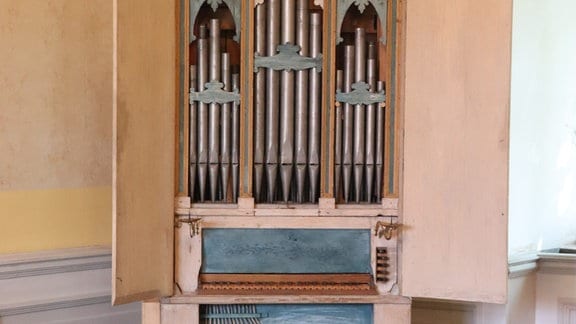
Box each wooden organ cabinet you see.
[112,0,512,323]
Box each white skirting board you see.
[0,247,140,324]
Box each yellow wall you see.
[0,0,112,253]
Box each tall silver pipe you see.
[353,27,366,202]
[308,11,322,203]
[189,65,198,200]
[342,45,355,202]
[334,69,343,201]
[265,0,280,202]
[365,43,377,202]
[254,2,267,201]
[375,80,385,199]
[197,25,209,202]
[279,0,296,202]
[231,72,240,202]
[220,53,231,201]
[208,19,221,201]
[294,0,309,203]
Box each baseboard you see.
[508,253,539,278]
[0,246,140,323]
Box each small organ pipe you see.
[308,11,322,202]
[197,25,209,202]
[375,80,385,199]
[353,27,366,203]
[365,43,377,201]
[208,19,221,201]
[220,53,232,201]
[265,0,280,202]
[254,2,267,201]
[279,0,296,202]
[189,65,198,200]
[232,72,240,202]
[342,45,355,202]
[334,69,343,201]
[294,0,309,203]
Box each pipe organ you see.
[114,0,512,321]
[187,0,393,205]
[179,0,401,322]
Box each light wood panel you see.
[161,304,199,324]
[166,293,411,304]
[401,0,511,303]
[112,0,176,304]
[142,301,161,324]
[375,303,411,324]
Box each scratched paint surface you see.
[201,229,371,273]
[259,304,373,323]
[201,304,373,323]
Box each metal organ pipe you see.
[197,25,209,202]
[265,0,281,202]
[308,11,322,203]
[342,45,355,202]
[220,52,232,201]
[294,0,309,203]
[353,27,366,203]
[375,80,385,199]
[189,65,197,200]
[365,43,377,202]
[208,19,221,201]
[232,72,240,202]
[279,0,296,202]
[254,2,267,201]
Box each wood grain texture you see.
[161,304,199,324]
[166,293,411,304]
[374,303,411,324]
[239,0,254,197]
[401,0,511,303]
[142,301,161,324]
[112,0,176,304]
[175,225,201,292]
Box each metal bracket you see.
[190,81,241,105]
[176,215,202,238]
[336,81,386,106]
[374,216,401,240]
[254,43,323,73]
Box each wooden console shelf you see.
[165,293,411,305]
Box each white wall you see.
[509,0,576,256]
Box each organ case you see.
[113,0,512,322]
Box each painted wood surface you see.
[201,229,371,273]
[142,301,161,324]
[112,0,176,305]
[161,303,199,324]
[208,304,373,324]
[401,0,511,303]
[375,303,410,324]
[166,293,411,304]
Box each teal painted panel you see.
[258,304,373,324]
[201,229,371,273]
[201,304,373,324]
